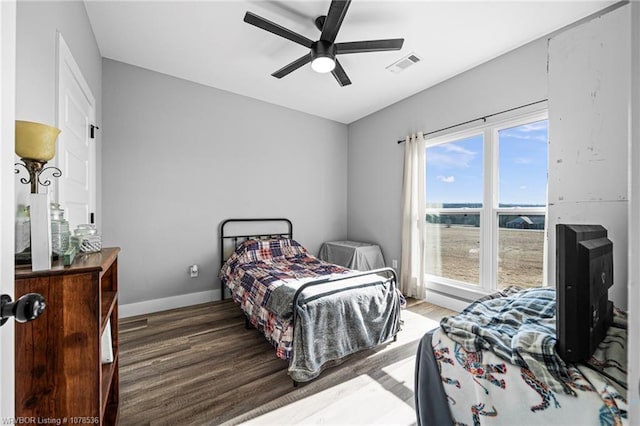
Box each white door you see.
[56,33,96,231]
[0,0,16,418]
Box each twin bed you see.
[218,218,403,384]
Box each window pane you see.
[426,135,483,208]
[498,120,548,207]
[497,214,545,289]
[425,213,480,286]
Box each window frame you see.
[424,109,549,300]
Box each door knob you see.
[0,293,46,326]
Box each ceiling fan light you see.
[311,56,336,73]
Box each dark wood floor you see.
[118,298,456,425]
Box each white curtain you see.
[400,132,426,299]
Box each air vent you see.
[386,53,422,73]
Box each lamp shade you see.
[15,120,61,161]
[311,57,336,73]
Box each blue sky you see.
[426,120,548,206]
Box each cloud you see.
[443,144,476,156]
[501,132,547,142]
[499,121,548,142]
[427,142,478,169]
[437,175,455,183]
[519,122,547,132]
[514,157,532,164]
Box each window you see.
[424,111,548,297]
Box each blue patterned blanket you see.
[440,287,573,394]
[435,287,628,424]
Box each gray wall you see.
[547,5,630,310]
[15,1,102,218]
[102,59,348,306]
[347,38,547,274]
[347,5,630,309]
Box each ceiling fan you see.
[243,0,404,87]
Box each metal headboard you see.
[219,218,293,300]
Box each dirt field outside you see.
[425,225,544,289]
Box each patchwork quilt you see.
[219,238,350,359]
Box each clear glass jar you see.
[71,224,101,253]
[15,205,30,253]
[50,203,70,256]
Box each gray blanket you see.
[265,275,334,321]
[274,275,401,382]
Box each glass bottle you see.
[50,203,70,256]
[15,205,30,254]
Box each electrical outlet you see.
[189,264,199,278]
[392,259,398,269]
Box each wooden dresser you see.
[15,247,120,425]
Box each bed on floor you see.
[415,224,628,425]
[218,218,403,384]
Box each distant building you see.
[506,216,545,230]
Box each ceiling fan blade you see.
[331,59,351,87]
[320,0,351,43]
[244,12,314,48]
[336,39,404,54]
[272,54,312,79]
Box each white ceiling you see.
[84,1,615,124]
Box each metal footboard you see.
[290,267,400,386]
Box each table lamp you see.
[15,120,62,194]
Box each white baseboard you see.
[119,288,469,318]
[119,289,221,318]
[424,290,472,313]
